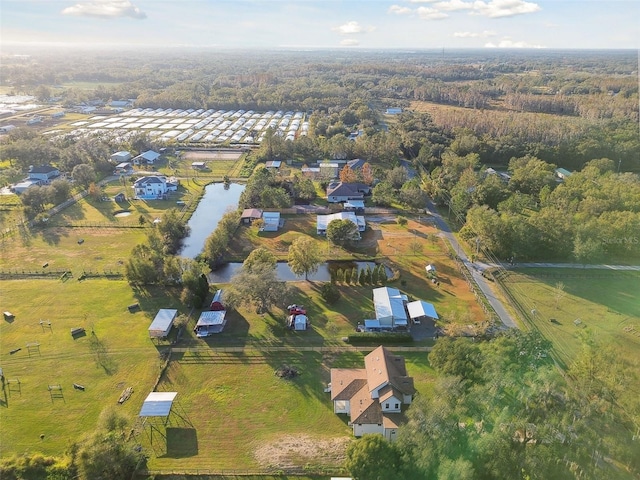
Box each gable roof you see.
[372,287,408,325]
[347,159,366,170]
[29,165,58,174]
[241,208,263,219]
[331,369,367,401]
[136,150,161,161]
[350,384,382,425]
[326,182,366,198]
[364,346,415,396]
[406,300,439,320]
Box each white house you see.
[316,211,365,236]
[330,346,415,440]
[133,176,170,200]
[28,165,60,184]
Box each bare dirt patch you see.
[182,150,243,161]
[253,434,351,469]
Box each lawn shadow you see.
[163,427,198,458]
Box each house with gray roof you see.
[326,182,371,203]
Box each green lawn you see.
[499,269,640,368]
[146,349,435,471]
[0,280,180,457]
[0,275,438,470]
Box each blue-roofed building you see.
[555,168,573,180]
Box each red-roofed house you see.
[329,345,415,440]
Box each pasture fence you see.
[140,466,347,477]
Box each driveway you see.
[425,200,518,329]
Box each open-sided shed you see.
[406,300,439,325]
[148,309,178,339]
[194,310,227,337]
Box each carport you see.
[406,300,439,325]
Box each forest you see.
[2,48,638,173]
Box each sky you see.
[1,0,638,50]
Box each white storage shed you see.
[148,309,178,339]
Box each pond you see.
[208,261,391,283]
[180,182,245,259]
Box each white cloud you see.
[61,0,146,19]
[340,39,360,46]
[472,0,541,18]
[388,5,413,15]
[485,37,545,48]
[417,7,449,20]
[433,0,474,12]
[454,30,496,38]
[545,22,560,28]
[333,21,375,35]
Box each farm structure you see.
[406,300,439,325]
[111,151,132,163]
[148,309,178,339]
[194,310,227,337]
[209,289,225,311]
[316,211,365,237]
[55,109,309,145]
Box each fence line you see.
[170,345,433,355]
[140,466,348,476]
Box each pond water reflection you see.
[180,182,245,259]
[208,261,391,283]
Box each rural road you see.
[425,200,519,329]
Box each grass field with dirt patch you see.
[498,268,640,369]
[144,349,435,471]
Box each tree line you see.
[344,330,640,479]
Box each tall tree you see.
[344,434,403,480]
[287,236,322,280]
[224,247,288,314]
[326,218,360,247]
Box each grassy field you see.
[0,280,177,457]
[0,173,482,472]
[145,349,435,471]
[0,276,438,470]
[498,269,640,368]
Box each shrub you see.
[320,282,341,304]
[347,332,413,345]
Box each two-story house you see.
[329,346,415,440]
